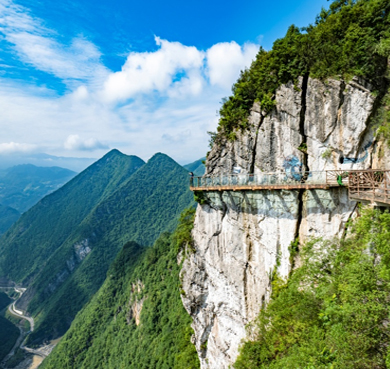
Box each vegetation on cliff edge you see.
[235,207,390,369]
[215,0,390,140]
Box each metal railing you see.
[190,171,330,188]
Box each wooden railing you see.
[348,170,390,205]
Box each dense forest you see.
[234,208,390,368]
[0,205,20,236]
[25,152,194,344]
[40,209,199,369]
[0,292,19,363]
[0,150,194,346]
[213,0,390,141]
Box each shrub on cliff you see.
[234,207,390,369]
[217,0,390,138]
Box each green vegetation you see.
[0,315,19,362]
[0,150,145,284]
[0,204,20,236]
[0,291,12,310]
[215,0,390,138]
[0,164,76,213]
[0,291,19,362]
[5,348,26,368]
[235,207,390,369]
[375,91,390,145]
[41,209,199,369]
[0,151,194,345]
[321,147,333,160]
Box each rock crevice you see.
[181,76,384,369]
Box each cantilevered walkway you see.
[190,170,390,206]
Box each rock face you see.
[181,76,382,368]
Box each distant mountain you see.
[0,153,96,172]
[0,164,76,213]
[0,150,193,344]
[0,204,20,235]
[183,157,205,176]
[40,211,199,369]
[0,150,144,285]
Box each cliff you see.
[181,75,389,368]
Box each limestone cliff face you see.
[181,76,384,368]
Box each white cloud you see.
[102,37,205,103]
[0,142,37,154]
[100,37,258,104]
[64,135,109,151]
[206,42,259,89]
[0,0,260,164]
[0,0,108,85]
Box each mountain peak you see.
[103,149,124,158]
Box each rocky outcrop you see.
[181,76,383,368]
[126,280,145,326]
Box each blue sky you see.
[0,0,330,166]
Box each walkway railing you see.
[190,170,347,191]
[349,170,390,205]
[190,169,390,206]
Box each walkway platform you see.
[190,170,390,206]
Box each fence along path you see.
[190,170,390,206]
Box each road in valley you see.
[1,287,55,369]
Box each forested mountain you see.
[183,158,205,176]
[0,204,20,236]
[0,164,76,213]
[41,210,199,369]
[0,150,144,286]
[0,150,194,345]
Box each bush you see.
[235,208,390,369]
[216,0,389,140]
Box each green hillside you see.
[0,164,76,213]
[41,209,199,369]
[0,150,144,285]
[183,158,205,177]
[0,316,19,362]
[0,204,20,236]
[0,292,19,362]
[11,152,193,344]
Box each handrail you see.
[190,170,344,189]
[189,170,390,206]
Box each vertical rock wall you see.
[181,76,380,368]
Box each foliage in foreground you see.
[0,292,19,362]
[215,0,390,140]
[235,208,390,369]
[0,315,19,362]
[41,208,199,369]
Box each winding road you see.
[8,293,35,333]
[1,287,48,367]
